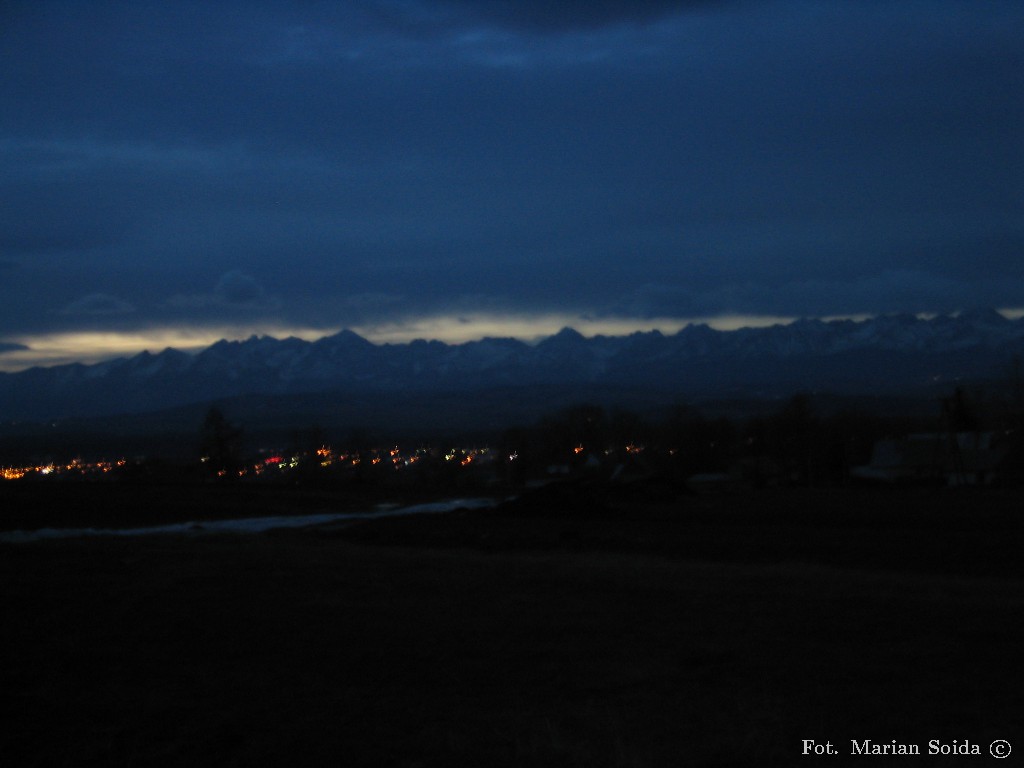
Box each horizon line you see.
[1,307,1022,375]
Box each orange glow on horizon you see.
[348,312,798,344]
[0,326,337,373]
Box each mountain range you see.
[2,309,1023,425]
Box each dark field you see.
[3,482,1024,766]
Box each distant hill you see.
[1,310,1022,427]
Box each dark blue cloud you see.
[425,0,728,32]
[60,294,136,316]
[0,0,1022,354]
[608,270,1024,320]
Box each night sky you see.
[2,1,1022,370]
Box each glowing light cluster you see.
[1,439,668,485]
[1,458,126,481]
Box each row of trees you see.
[496,396,904,487]
[518,384,1024,487]
[199,386,1016,487]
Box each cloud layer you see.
[1,1,1022,365]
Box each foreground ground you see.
[3,482,1024,766]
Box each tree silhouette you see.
[942,386,979,433]
[199,406,243,478]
